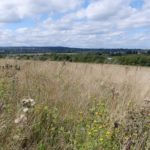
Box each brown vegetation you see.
[0,59,149,149]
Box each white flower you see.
[144,97,150,104]
[29,99,36,107]
[22,99,30,107]
[144,97,150,101]
[14,118,20,124]
[23,108,29,113]
[21,98,36,108]
[14,114,27,124]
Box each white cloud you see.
[0,0,83,22]
[0,0,150,48]
[86,0,124,20]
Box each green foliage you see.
[0,87,149,149]
[73,101,120,150]
[116,55,150,66]
[49,53,106,63]
[38,143,46,150]
[11,53,150,67]
[1,51,150,67]
[25,100,149,150]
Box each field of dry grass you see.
[0,59,149,150]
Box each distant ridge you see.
[0,46,148,54]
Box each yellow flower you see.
[106,131,111,138]
[99,137,103,142]
[106,131,111,135]
[88,132,92,135]
[95,112,99,115]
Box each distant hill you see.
[0,46,149,54]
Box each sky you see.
[0,0,150,48]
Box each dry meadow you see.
[0,59,149,150]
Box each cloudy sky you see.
[0,0,149,48]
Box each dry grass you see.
[0,59,149,149]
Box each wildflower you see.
[88,131,92,135]
[22,98,35,108]
[106,131,111,138]
[30,99,36,106]
[99,137,103,142]
[23,108,29,113]
[106,131,110,135]
[95,112,99,115]
[15,114,27,124]
[144,97,150,104]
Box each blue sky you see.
[0,0,150,48]
[131,0,144,8]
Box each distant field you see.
[0,59,149,149]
